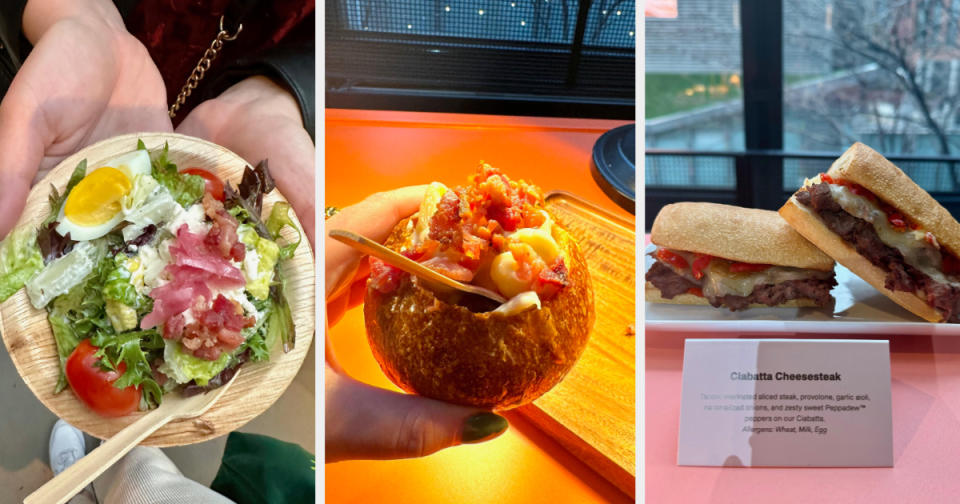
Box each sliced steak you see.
[646,261,697,298]
[712,278,836,311]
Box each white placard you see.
[677,339,893,467]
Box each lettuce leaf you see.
[102,252,151,313]
[266,202,301,260]
[158,340,231,387]
[0,225,44,302]
[47,255,112,393]
[146,142,204,208]
[90,328,164,409]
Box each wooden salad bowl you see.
[0,133,315,446]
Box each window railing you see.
[326,0,635,118]
[645,149,960,230]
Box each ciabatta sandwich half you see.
[646,202,837,311]
[780,142,960,323]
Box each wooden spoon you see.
[25,371,240,504]
[329,229,508,304]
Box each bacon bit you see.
[369,257,407,294]
[163,313,186,340]
[537,258,569,300]
[180,295,255,360]
[625,324,635,337]
[691,254,712,280]
[459,234,487,270]
[428,190,463,249]
[202,193,244,261]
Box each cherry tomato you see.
[65,340,140,417]
[687,287,704,297]
[181,167,224,201]
[691,254,712,280]
[729,262,772,274]
[656,248,688,269]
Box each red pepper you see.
[656,248,688,269]
[687,287,703,297]
[888,214,907,230]
[848,184,876,202]
[820,173,835,184]
[691,254,712,280]
[729,262,772,274]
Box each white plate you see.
[644,245,960,335]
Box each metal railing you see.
[645,149,960,230]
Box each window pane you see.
[646,0,744,188]
[784,0,960,192]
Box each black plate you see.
[590,123,635,213]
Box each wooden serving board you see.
[0,133,315,447]
[517,192,636,498]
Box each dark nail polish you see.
[461,412,509,443]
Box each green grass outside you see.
[646,73,819,119]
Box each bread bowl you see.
[363,164,595,409]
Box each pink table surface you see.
[644,234,960,503]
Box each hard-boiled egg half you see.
[56,149,152,241]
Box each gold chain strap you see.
[168,15,243,118]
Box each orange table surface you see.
[324,109,635,503]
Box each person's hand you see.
[325,187,509,462]
[175,76,315,247]
[0,0,172,239]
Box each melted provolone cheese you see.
[664,250,831,299]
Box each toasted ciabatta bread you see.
[780,184,943,323]
[651,202,835,271]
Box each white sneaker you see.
[49,419,86,475]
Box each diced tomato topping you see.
[369,257,406,294]
[729,262,772,273]
[656,248,689,269]
[687,287,703,297]
[691,254,712,280]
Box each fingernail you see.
[461,412,509,444]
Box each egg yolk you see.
[63,167,132,226]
